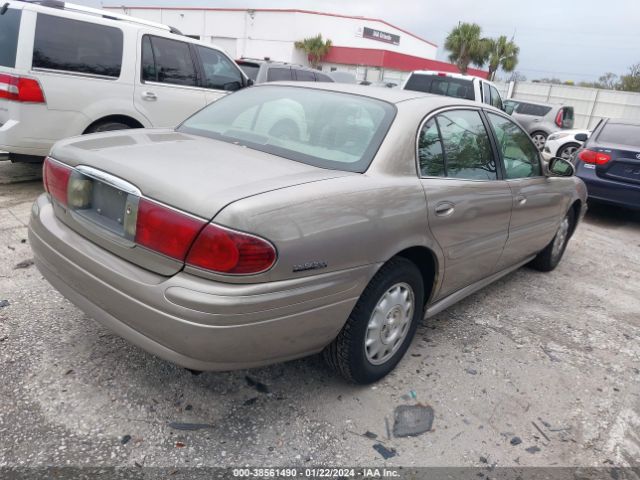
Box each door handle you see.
[435,202,455,217]
[141,91,157,101]
[516,195,527,206]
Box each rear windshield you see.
[178,86,396,172]
[404,74,475,101]
[515,103,552,117]
[0,8,22,68]
[33,14,123,77]
[597,123,640,148]
[238,62,259,81]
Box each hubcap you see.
[552,216,570,260]
[560,145,578,161]
[532,134,547,150]
[365,283,415,366]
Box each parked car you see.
[29,83,587,384]
[328,71,357,84]
[401,70,504,110]
[0,1,249,163]
[574,119,640,210]
[504,99,575,150]
[542,128,591,162]
[236,58,334,84]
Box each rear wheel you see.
[531,131,548,151]
[557,142,580,162]
[529,208,575,272]
[323,257,424,384]
[85,120,134,134]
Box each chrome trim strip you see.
[75,165,142,196]
[32,68,119,81]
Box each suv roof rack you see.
[21,0,178,33]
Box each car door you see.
[418,108,513,299]
[485,111,566,270]
[192,44,244,105]
[134,34,207,127]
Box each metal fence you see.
[495,81,640,130]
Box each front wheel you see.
[323,257,424,384]
[529,208,575,272]
[531,131,548,151]
[557,142,580,162]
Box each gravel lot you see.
[1,159,639,470]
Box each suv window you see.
[315,72,333,82]
[294,69,315,81]
[516,103,552,117]
[419,110,496,180]
[142,35,197,86]
[487,112,542,179]
[405,74,475,101]
[489,86,503,110]
[238,62,260,81]
[267,67,293,82]
[33,14,123,77]
[0,8,21,68]
[196,46,242,91]
[482,82,491,104]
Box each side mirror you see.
[223,81,243,91]
[548,157,575,177]
[574,133,588,142]
[245,78,254,87]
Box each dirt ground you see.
[1,160,639,470]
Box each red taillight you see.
[555,109,563,128]
[43,157,72,206]
[186,223,276,274]
[578,149,611,165]
[0,74,45,103]
[135,198,205,260]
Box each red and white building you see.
[104,6,488,84]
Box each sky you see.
[84,0,640,82]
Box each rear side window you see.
[267,67,292,82]
[238,62,260,81]
[0,8,21,68]
[597,123,640,148]
[142,35,197,86]
[33,14,123,77]
[196,46,243,91]
[405,74,475,101]
[516,103,552,117]
[315,72,333,82]
[418,118,445,177]
[294,69,315,81]
[482,83,491,104]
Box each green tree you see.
[598,72,618,90]
[444,23,489,74]
[294,34,333,69]
[618,63,640,92]
[486,35,519,81]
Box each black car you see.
[574,119,640,210]
[236,58,334,84]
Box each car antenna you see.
[0,3,9,15]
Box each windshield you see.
[0,8,22,68]
[178,86,396,172]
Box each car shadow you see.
[583,201,640,230]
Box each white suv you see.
[401,70,504,110]
[0,1,249,162]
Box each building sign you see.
[362,26,400,45]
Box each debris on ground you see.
[14,259,35,269]
[167,422,214,431]
[0,336,7,342]
[245,375,270,393]
[393,404,434,437]
[531,421,550,441]
[372,443,397,459]
[64,369,74,375]
[0,300,9,309]
[121,435,132,445]
[465,368,478,375]
[510,436,522,446]
[479,456,488,463]
[525,446,541,454]
[184,405,193,411]
[364,431,378,439]
[175,442,185,448]
[243,397,258,406]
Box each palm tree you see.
[486,35,519,81]
[294,34,333,69]
[444,23,489,74]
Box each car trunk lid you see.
[596,146,640,185]
[48,129,353,275]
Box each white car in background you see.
[542,128,591,162]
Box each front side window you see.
[490,86,503,110]
[482,83,491,104]
[315,72,333,82]
[178,86,395,172]
[434,110,496,180]
[295,69,315,81]
[142,36,197,86]
[267,67,292,82]
[33,14,123,77]
[0,8,21,68]
[196,46,242,91]
[487,112,542,179]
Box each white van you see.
[0,1,249,162]
[401,70,504,111]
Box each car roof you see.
[513,99,566,108]
[408,70,498,86]
[606,119,640,127]
[255,81,499,109]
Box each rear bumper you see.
[577,164,640,210]
[29,193,373,370]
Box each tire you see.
[557,142,580,162]
[531,131,548,151]
[85,121,133,134]
[529,208,575,272]
[323,257,424,384]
